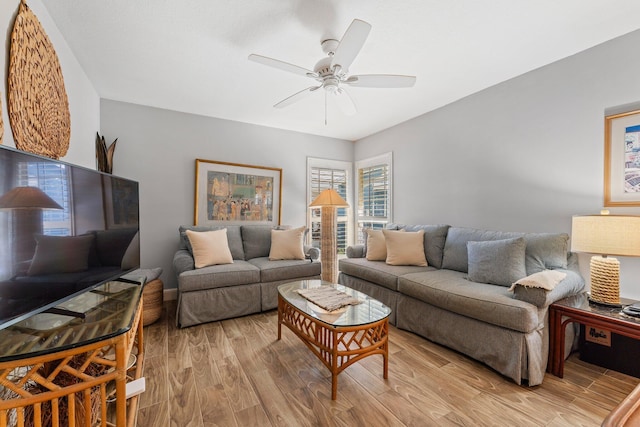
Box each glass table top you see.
[0,279,143,362]
[278,280,391,327]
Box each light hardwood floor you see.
[137,301,638,426]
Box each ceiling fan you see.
[248,19,416,122]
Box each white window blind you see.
[356,153,392,244]
[307,158,352,254]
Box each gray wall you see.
[100,100,353,288]
[355,29,640,299]
[0,0,99,168]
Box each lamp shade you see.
[0,186,63,210]
[309,188,349,208]
[571,214,640,257]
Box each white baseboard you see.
[164,288,178,301]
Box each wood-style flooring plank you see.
[140,304,636,426]
[137,400,170,427]
[138,355,169,409]
[197,385,238,427]
[168,367,203,427]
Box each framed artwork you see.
[604,109,640,207]
[194,159,282,226]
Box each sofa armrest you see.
[346,244,365,258]
[513,269,585,308]
[173,249,195,276]
[305,246,320,261]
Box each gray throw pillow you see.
[27,234,94,276]
[467,237,527,287]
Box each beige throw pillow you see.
[186,229,234,268]
[382,229,428,266]
[269,226,306,260]
[509,269,567,291]
[365,229,387,261]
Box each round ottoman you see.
[143,278,163,326]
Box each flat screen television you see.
[0,145,140,330]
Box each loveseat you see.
[338,224,585,386]
[173,225,321,327]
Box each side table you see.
[548,293,640,378]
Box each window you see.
[307,158,352,254]
[356,152,392,244]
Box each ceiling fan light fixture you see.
[323,78,339,93]
[248,18,416,121]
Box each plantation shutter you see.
[356,153,392,244]
[309,166,349,254]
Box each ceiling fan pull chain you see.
[324,91,328,126]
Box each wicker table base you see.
[277,290,389,400]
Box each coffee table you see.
[277,280,391,400]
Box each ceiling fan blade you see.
[331,19,372,73]
[345,74,417,88]
[274,86,321,109]
[248,54,317,78]
[334,88,357,116]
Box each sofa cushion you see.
[269,226,305,260]
[248,257,321,282]
[523,233,569,273]
[467,237,526,286]
[442,227,569,275]
[383,229,427,266]
[338,257,434,291]
[242,225,277,260]
[393,224,450,269]
[186,229,234,268]
[178,260,260,292]
[398,269,539,333]
[179,225,244,260]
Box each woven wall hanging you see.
[8,1,71,159]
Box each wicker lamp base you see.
[589,255,621,306]
[320,206,338,284]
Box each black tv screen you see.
[0,145,140,329]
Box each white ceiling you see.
[44,0,640,141]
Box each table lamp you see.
[309,188,349,283]
[571,212,640,306]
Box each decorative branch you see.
[95,132,118,174]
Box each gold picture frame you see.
[194,159,282,226]
[604,109,640,207]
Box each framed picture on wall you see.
[604,109,640,207]
[194,159,282,226]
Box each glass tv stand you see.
[0,278,144,427]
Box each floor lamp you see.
[309,189,349,284]
[0,186,63,263]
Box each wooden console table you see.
[0,279,144,427]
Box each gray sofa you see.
[173,225,321,327]
[338,224,585,386]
